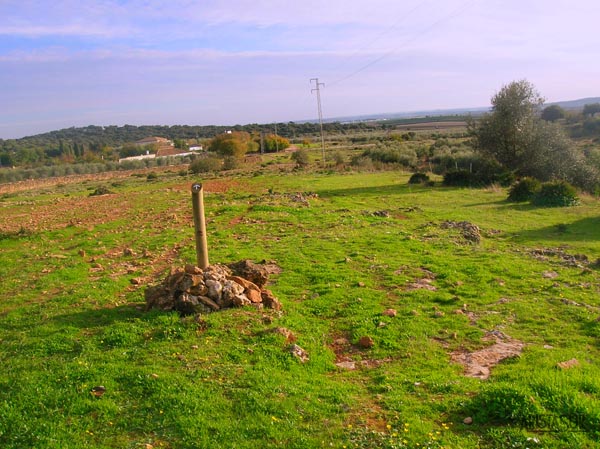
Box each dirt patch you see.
[450,330,524,380]
[0,193,133,233]
[329,334,392,370]
[0,166,178,195]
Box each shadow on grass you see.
[508,217,600,243]
[315,183,444,199]
[315,183,407,199]
[462,200,532,209]
[49,303,146,330]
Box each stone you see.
[246,287,263,304]
[288,344,309,362]
[383,308,397,317]
[205,279,223,301]
[173,293,202,315]
[336,361,356,370]
[144,284,172,310]
[197,295,220,311]
[463,417,473,425]
[557,358,579,370]
[358,336,374,349]
[272,327,296,343]
[227,259,278,288]
[227,275,255,290]
[90,386,106,397]
[233,294,251,307]
[221,280,244,303]
[185,264,203,274]
[261,289,282,310]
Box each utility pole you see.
[310,78,325,161]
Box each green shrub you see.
[532,181,579,207]
[332,151,345,166]
[223,156,240,171]
[408,172,430,184]
[189,156,223,174]
[361,144,417,168]
[508,177,541,202]
[471,384,546,427]
[89,186,113,196]
[443,169,476,187]
[146,172,158,181]
[291,149,310,167]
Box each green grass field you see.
[1,167,599,448]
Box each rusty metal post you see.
[191,183,209,269]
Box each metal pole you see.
[191,183,209,269]
[310,78,326,161]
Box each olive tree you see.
[541,104,565,122]
[471,80,599,190]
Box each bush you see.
[361,144,417,168]
[442,161,514,188]
[507,177,541,202]
[443,170,476,187]
[532,181,579,207]
[408,172,430,184]
[290,149,310,167]
[189,156,223,174]
[470,383,546,427]
[331,151,345,166]
[223,156,240,171]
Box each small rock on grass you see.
[557,358,579,370]
[288,344,309,363]
[383,308,397,317]
[358,336,374,349]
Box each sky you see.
[1,0,599,139]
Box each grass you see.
[1,168,599,448]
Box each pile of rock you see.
[145,260,282,315]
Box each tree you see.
[263,134,290,152]
[541,104,565,122]
[583,103,600,117]
[471,79,544,174]
[208,131,256,158]
[471,80,599,190]
[173,138,187,150]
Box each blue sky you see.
[1,0,599,139]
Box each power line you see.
[310,78,326,161]
[329,0,429,73]
[329,0,478,87]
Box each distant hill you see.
[318,98,600,124]
[547,97,600,110]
